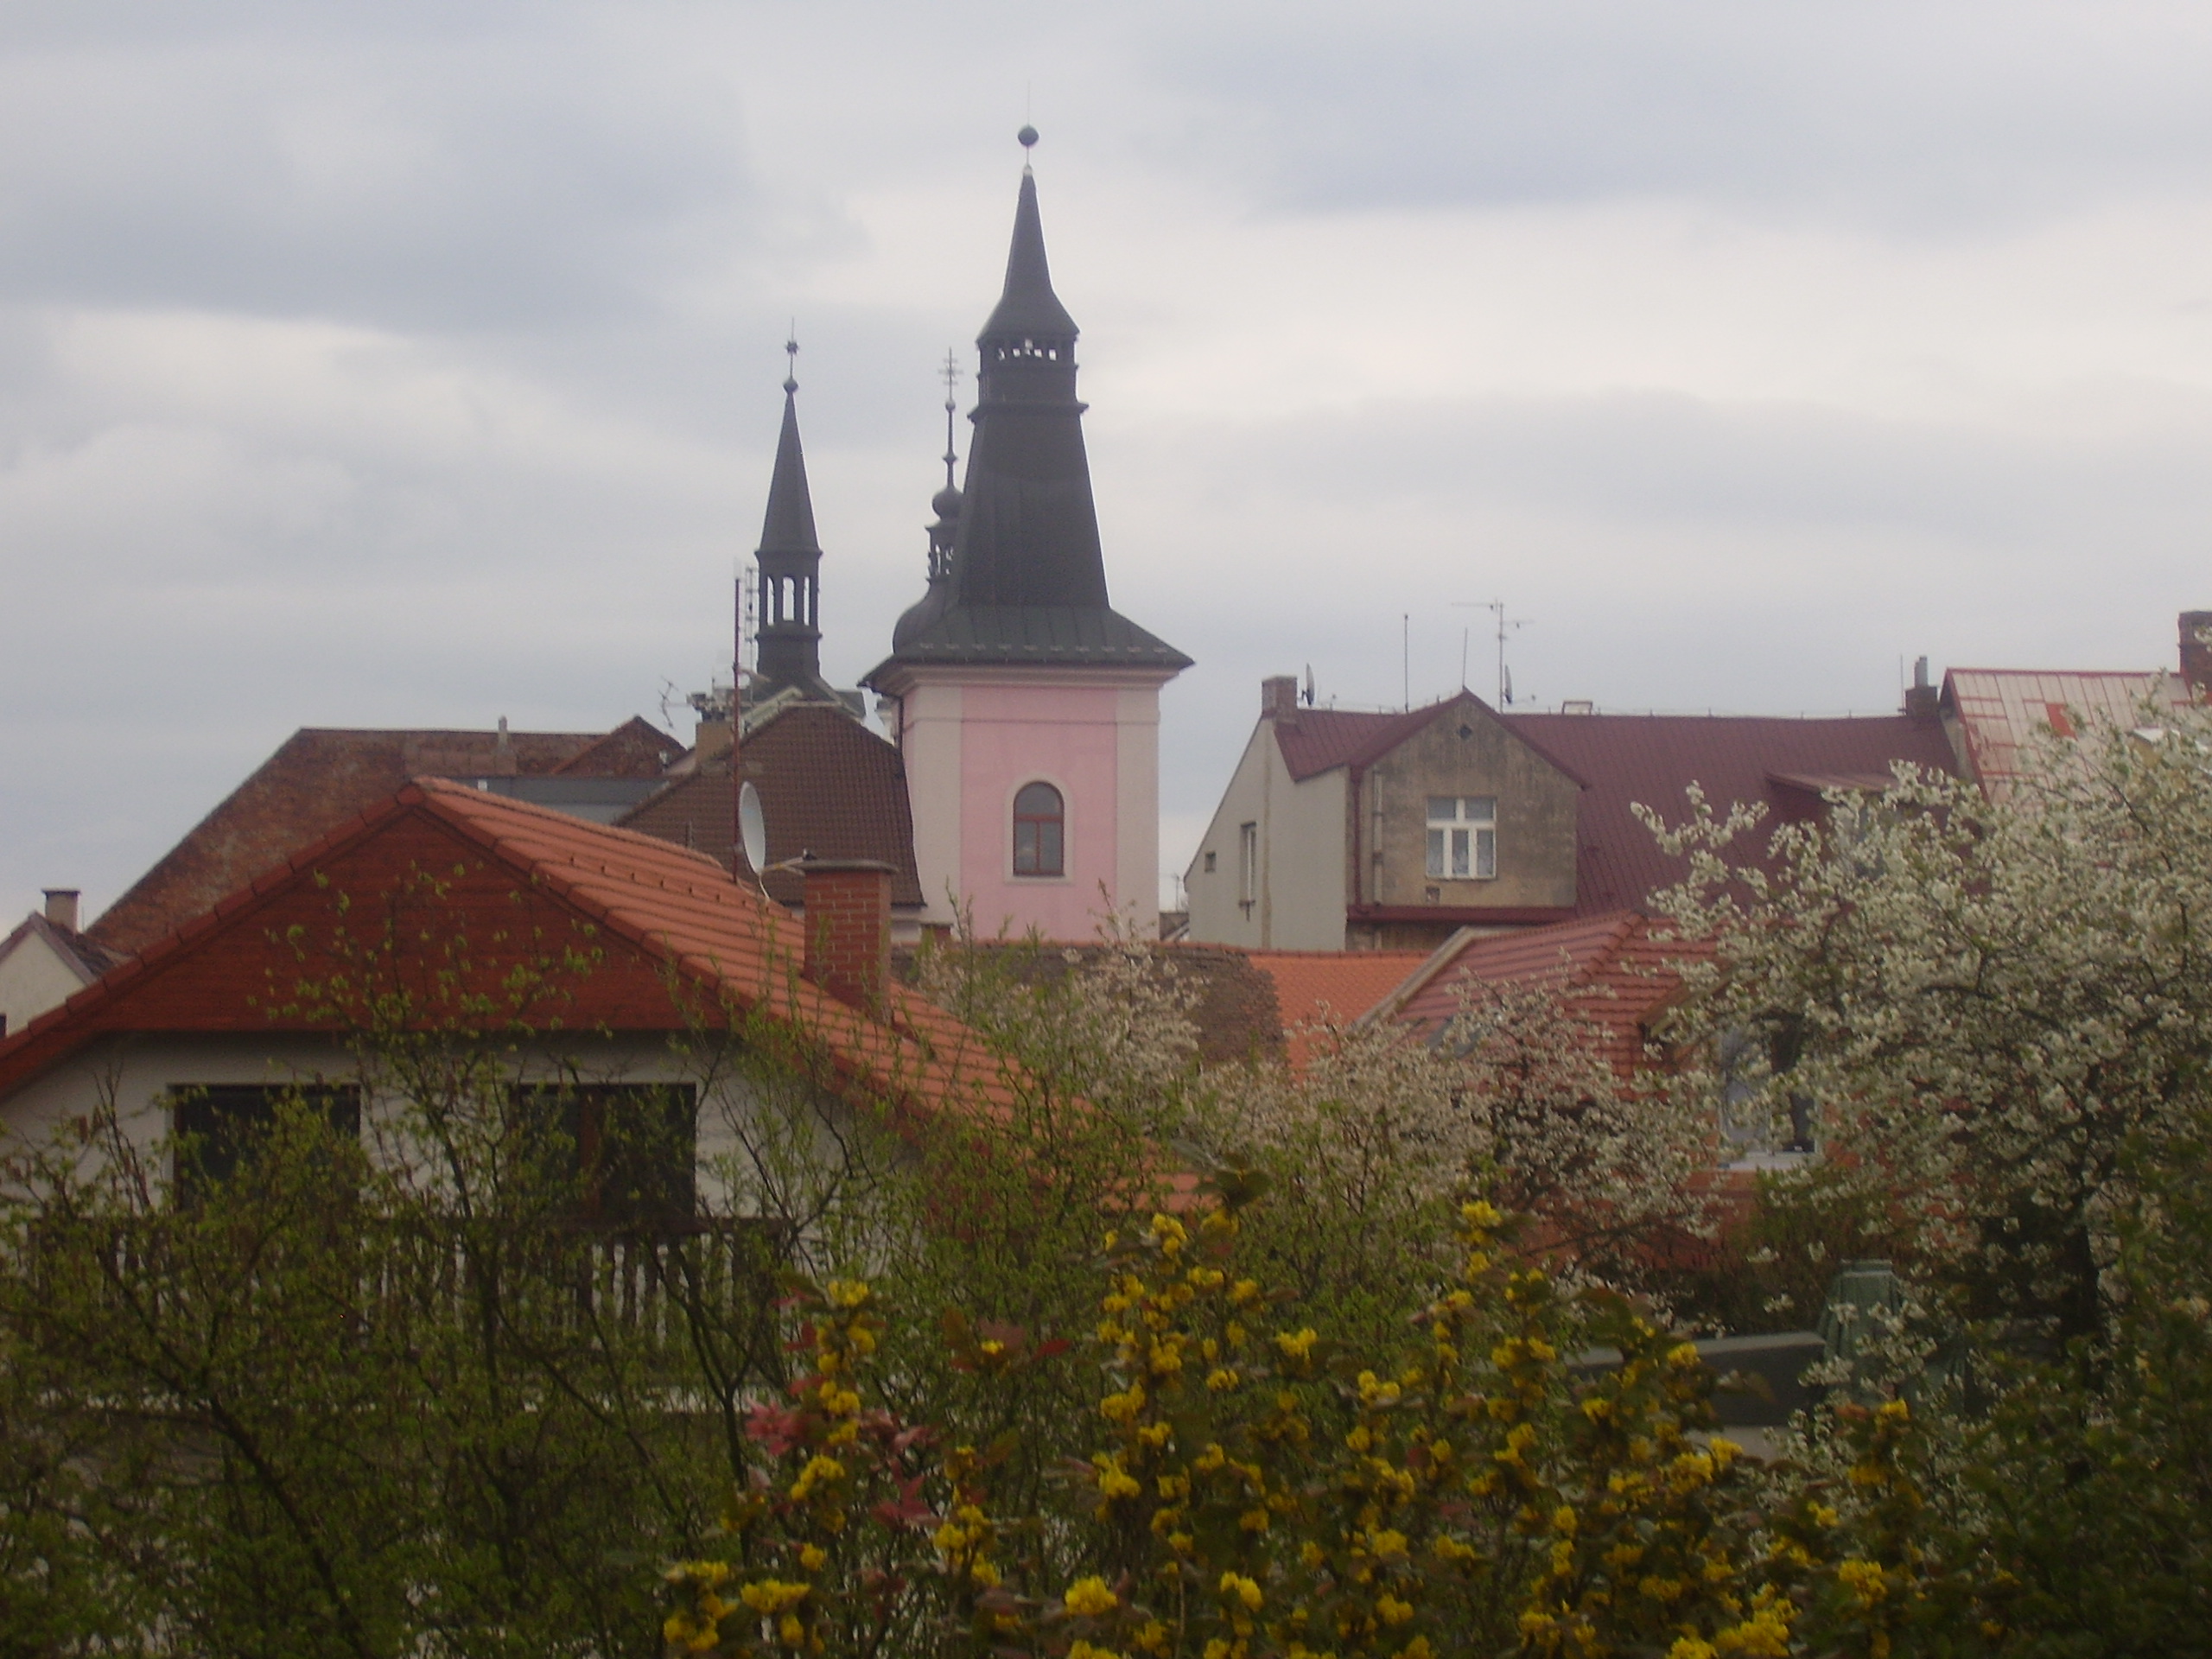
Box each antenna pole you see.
[1402,613,1410,711]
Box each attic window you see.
[1456,723,1474,741]
[1426,797,1497,880]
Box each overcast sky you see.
[6,1,2211,921]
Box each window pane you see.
[1451,828,1471,878]
[1013,782,1065,877]
[512,1084,697,1227]
[1475,827,1497,879]
[1426,797,1457,823]
[1426,828,1446,878]
[171,1084,359,1205]
[1465,797,1497,825]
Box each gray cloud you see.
[1150,2,2212,230]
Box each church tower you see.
[747,345,845,709]
[866,133,1191,938]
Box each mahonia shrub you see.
[666,1179,1979,1659]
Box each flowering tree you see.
[1645,701,2212,1343]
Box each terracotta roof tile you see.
[1243,950,1430,1067]
[1379,911,1710,1077]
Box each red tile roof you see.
[89,723,677,956]
[1244,950,1430,1067]
[1379,911,1707,1077]
[0,781,1007,1126]
[618,705,925,907]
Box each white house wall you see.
[0,933,94,1039]
[0,1030,861,1216]
[1184,723,1349,950]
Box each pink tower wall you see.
[957,683,1122,939]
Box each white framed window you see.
[1237,822,1258,909]
[1426,796,1497,880]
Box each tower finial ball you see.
[1017,124,1039,149]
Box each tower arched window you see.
[1012,782,1065,878]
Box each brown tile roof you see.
[550,715,687,777]
[1378,911,1709,1077]
[1268,700,1954,919]
[0,782,1011,1128]
[1272,692,1585,785]
[1243,950,1430,1067]
[89,723,669,956]
[1497,712,1957,917]
[619,704,925,908]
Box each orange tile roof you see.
[1376,911,1709,1077]
[0,780,1010,1129]
[1244,950,1431,1067]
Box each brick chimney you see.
[2180,611,2212,700]
[800,859,893,1010]
[42,889,80,931]
[1903,655,1939,721]
[1262,675,1299,721]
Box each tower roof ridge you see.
[980,169,1079,341]
[757,379,821,557]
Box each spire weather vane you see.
[939,348,962,491]
[784,328,799,394]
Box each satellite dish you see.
[738,781,767,876]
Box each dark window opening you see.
[512,1083,698,1229]
[169,1084,361,1205]
[1013,782,1065,878]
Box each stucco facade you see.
[886,664,1172,938]
[0,928,97,1039]
[1185,722,1350,950]
[1185,687,1582,953]
[1356,711,1580,913]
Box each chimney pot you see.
[799,859,895,1010]
[42,888,80,931]
[1261,675,1299,721]
[2180,610,2212,700]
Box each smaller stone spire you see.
[750,338,836,703]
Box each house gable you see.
[0,783,1014,1128]
[1353,692,1581,933]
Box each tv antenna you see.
[1452,600,1528,708]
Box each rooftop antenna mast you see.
[1452,600,1528,708]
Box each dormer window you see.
[1426,797,1497,880]
[1013,782,1065,877]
